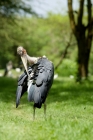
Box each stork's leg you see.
[44,102,46,119]
[33,105,36,120]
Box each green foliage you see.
[0,0,36,68]
[0,0,36,17]
[56,59,77,77]
[0,13,93,77]
[0,14,72,68]
[89,42,93,75]
[0,77,93,139]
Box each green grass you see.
[0,76,93,140]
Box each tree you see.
[0,0,37,68]
[0,0,36,17]
[0,14,71,68]
[68,0,93,81]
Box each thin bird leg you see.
[44,102,46,119]
[33,105,36,120]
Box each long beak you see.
[21,55,30,78]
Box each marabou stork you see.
[16,46,54,119]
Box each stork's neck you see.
[26,54,39,64]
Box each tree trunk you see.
[76,25,92,81]
[76,40,91,81]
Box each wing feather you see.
[16,86,23,108]
[28,58,54,108]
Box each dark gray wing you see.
[28,58,54,108]
[16,73,27,108]
[16,67,32,108]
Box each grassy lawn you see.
[0,76,93,140]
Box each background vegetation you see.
[0,14,93,77]
[0,14,71,67]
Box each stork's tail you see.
[34,91,42,108]
[27,84,42,108]
[16,86,22,108]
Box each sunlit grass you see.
[0,77,93,140]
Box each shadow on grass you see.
[48,79,93,106]
[0,77,93,106]
[0,77,17,103]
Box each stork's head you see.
[17,46,27,56]
[17,46,28,73]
